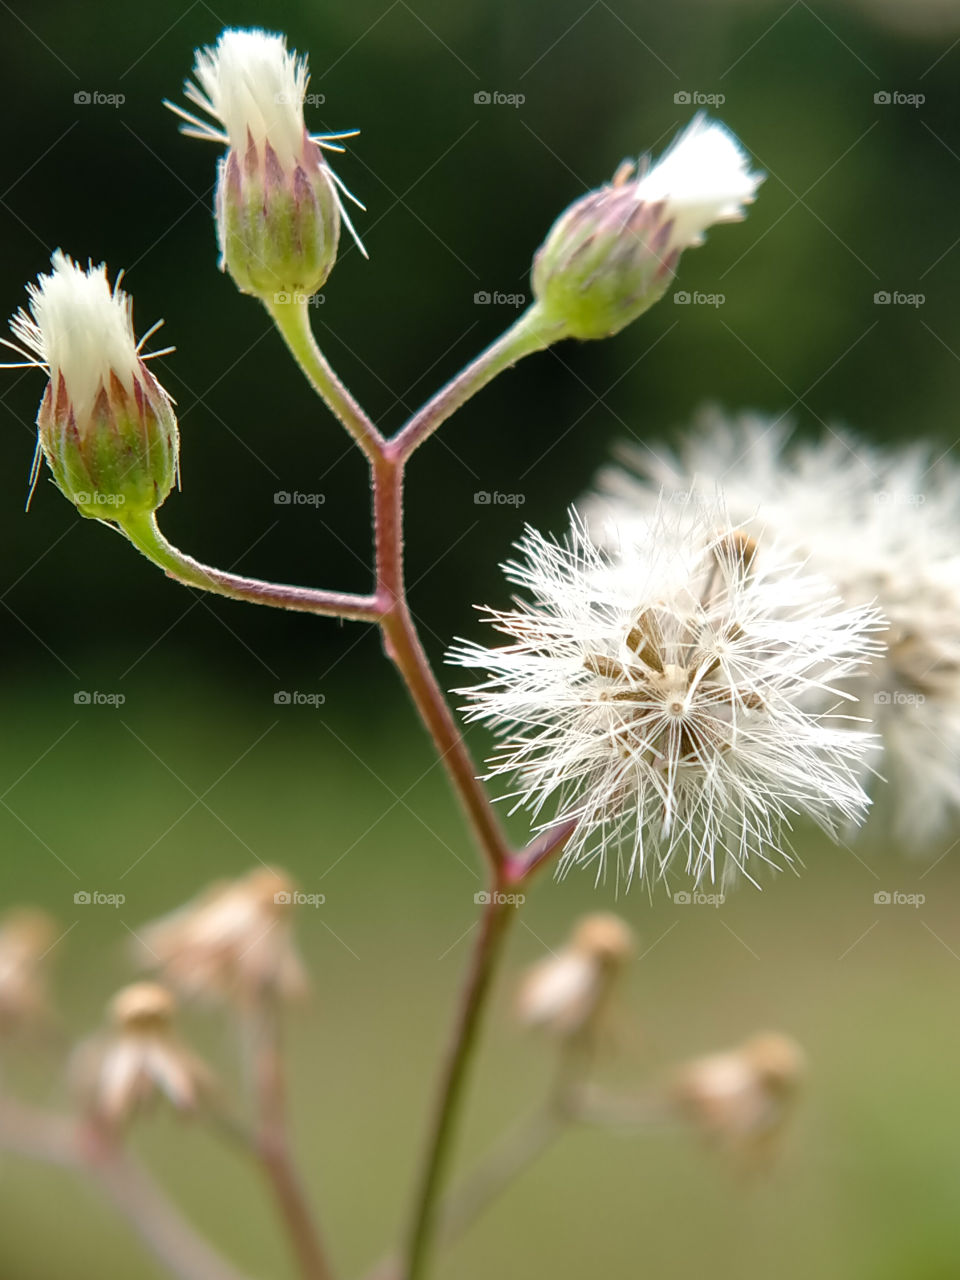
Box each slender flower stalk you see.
[401,891,515,1280]
[245,995,336,1280]
[0,23,784,1280]
[122,510,382,622]
[139,871,334,1280]
[388,306,557,460]
[0,1097,255,1280]
[266,294,384,457]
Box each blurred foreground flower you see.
[591,410,960,846]
[1,251,178,520]
[0,908,56,1037]
[168,27,366,300]
[450,503,881,888]
[73,983,212,1129]
[532,115,762,340]
[673,1031,805,1166]
[138,867,307,1005]
[517,913,634,1038]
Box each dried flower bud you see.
[0,908,56,1037]
[168,28,367,301]
[138,867,307,1005]
[517,912,634,1037]
[73,983,212,1129]
[531,115,762,340]
[4,251,178,520]
[674,1031,805,1163]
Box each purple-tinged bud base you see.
[38,366,179,520]
[217,130,340,301]
[532,185,681,341]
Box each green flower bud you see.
[167,28,367,303]
[216,136,340,300]
[532,115,762,341]
[6,251,178,520]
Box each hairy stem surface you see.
[390,305,555,461]
[122,512,382,622]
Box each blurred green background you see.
[2,0,960,1276]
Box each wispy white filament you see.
[8,250,142,426]
[176,29,309,169]
[450,502,881,890]
[167,27,368,253]
[634,114,763,250]
[590,410,960,845]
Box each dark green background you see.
[1,1,959,1277]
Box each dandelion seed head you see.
[450,500,880,889]
[590,409,960,844]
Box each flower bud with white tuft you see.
[673,1032,805,1164]
[5,252,178,520]
[531,115,762,340]
[138,867,307,1006]
[517,912,634,1038]
[72,983,212,1129]
[168,28,367,302]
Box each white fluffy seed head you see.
[449,501,881,890]
[590,409,960,847]
[634,114,763,251]
[185,28,308,168]
[10,250,141,427]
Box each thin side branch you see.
[246,999,336,1280]
[0,1098,256,1280]
[389,306,555,462]
[122,512,383,623]
[267,297,385,459]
